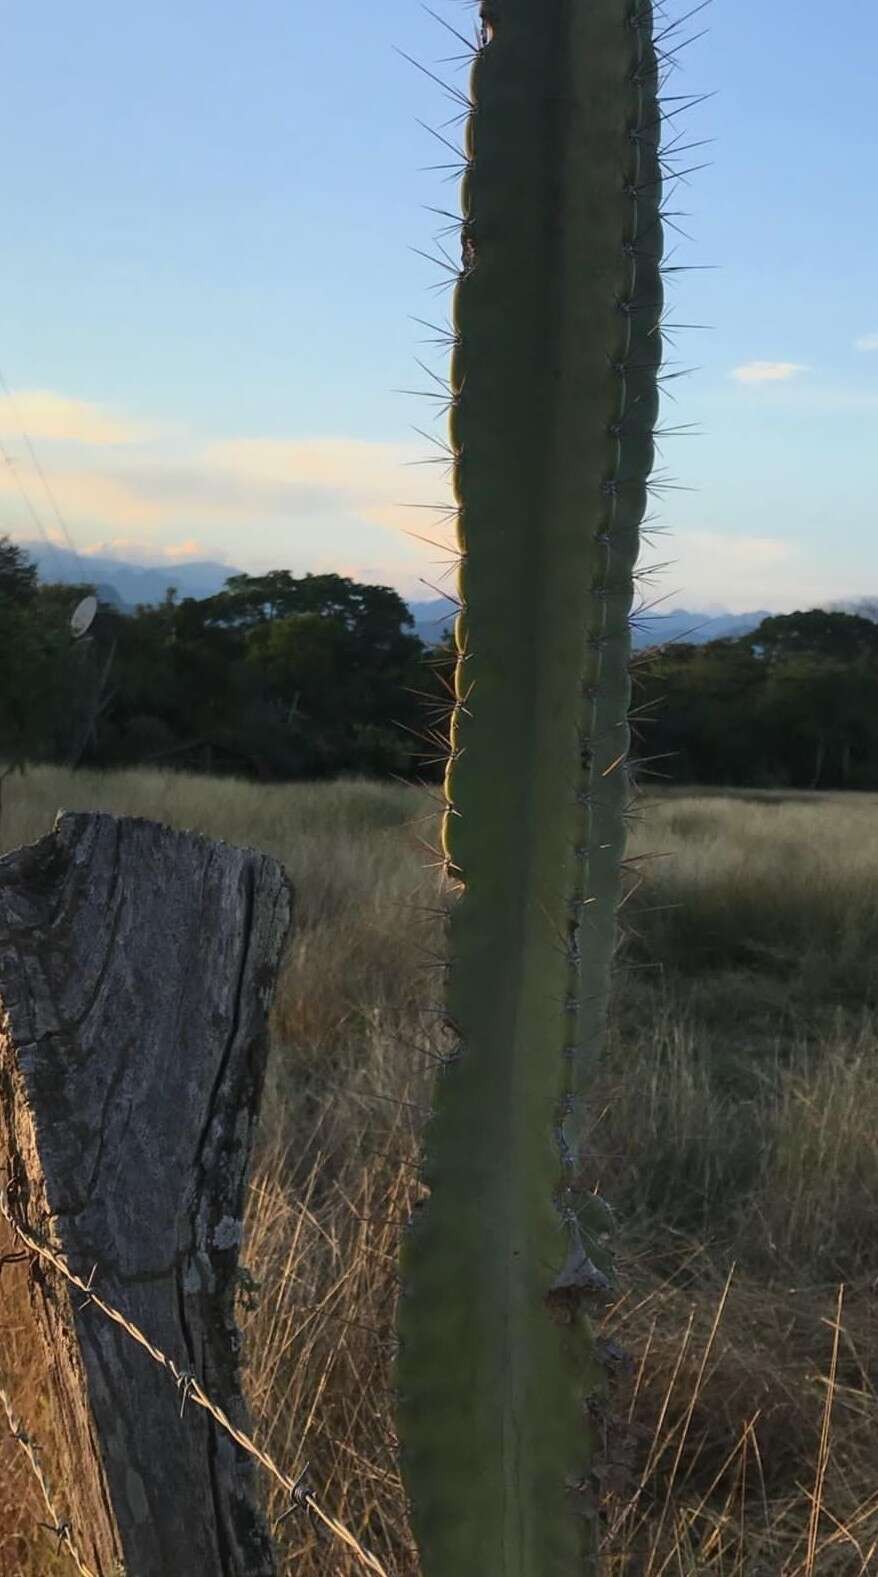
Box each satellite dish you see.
[70,595,98,640]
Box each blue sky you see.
[0,1,874,611]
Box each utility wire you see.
[0,365,85,581]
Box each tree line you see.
[636,608,878,790]
[0,537,430,780]
[2,535,877,790]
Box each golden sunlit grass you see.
[2,768,878,1574]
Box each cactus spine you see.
[397,3,663,1574]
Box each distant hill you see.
[631,607,775,648]
[22,545,877,651]
[22,542,239,610]
[408,598,459,642]
[408,596,775,649]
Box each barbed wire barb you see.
[1,1189,391,1577]
[1,1382,99,1577]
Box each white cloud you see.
[730,361,808,385]
[648,528,869,616]
[854,332,878,352]
[661,529,796,608]
[160,537,219,561]
[80,536,223,564]
[0,466,169,529]
[0,389,154,445]
[0,429,444,535]
[0,394,450,596]
[674,529,794,568]
[204,435,451,537]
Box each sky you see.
[0,1,875,613]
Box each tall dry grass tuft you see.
[2,769,878,1573]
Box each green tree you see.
[760,652,878,788]
[747,609,878,665]
[39,567,430,781]
[0,535,38,606]
[0,540,84,772]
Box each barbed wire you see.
[1,1381,99,1577]
[1,1189,391,1577]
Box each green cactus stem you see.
[397,3,663,1574]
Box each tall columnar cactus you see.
[397,3,664,1574]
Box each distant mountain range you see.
[23,543,238,611]
[407,597,775,649]
[20,543,878,650]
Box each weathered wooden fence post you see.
[0,811,292,1576]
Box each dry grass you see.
[2,767,878,1574]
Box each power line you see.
[0,435,57,552]
[0,365,85,579]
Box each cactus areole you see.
[397,3,664,1574]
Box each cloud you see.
[672,529,794,574]
[647,528,798,612]
[204,434,452,541]
[207,436,407,489]
[80,537,224,564]
[0,394,449,596]
[0,466,169,529]
[0,389,154,445]
[159,537,218,561]
[206,434,441,516]
[0,434,441,533]
[730,361,808,385]
[854,333,878,352]
[651,529,871,616]
[662,530,793,606]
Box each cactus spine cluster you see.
[397,3,664,1574]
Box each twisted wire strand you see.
[1,1382,99,1577]
[1,1191,390,1577]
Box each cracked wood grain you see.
[0,811,292,1577]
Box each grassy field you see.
[2,767,878,1574]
